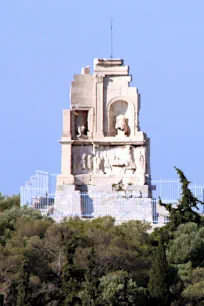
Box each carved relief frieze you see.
[72,145,93,174]
[72,144,147,176]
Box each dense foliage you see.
[1,168,204,305]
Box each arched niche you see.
[107,97,135,136]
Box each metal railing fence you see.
[20,171,204,224]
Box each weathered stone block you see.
[55,58,153,223]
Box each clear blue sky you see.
[1,0,204,195]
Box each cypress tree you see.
[159,167,201,230]
[61,237,84,305]
[83,247,100,304]
[148,239,170,306]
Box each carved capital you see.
[95,74,105,83]
[70,104,79,110]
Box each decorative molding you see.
[95,74,105,83]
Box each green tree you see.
[182,267,204,305]
[0,215,55,304]
[0,206,44,245]
[148,239,170,306]
[16,260,31,306]
[159,167,201,231]
[99,271,148,306]
[0,215,156,305]
[61,235,86,305]
[80,247,100,306]
[167,223,204,266]
[0,194,20,212]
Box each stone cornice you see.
[70,139,147,146]
[59,139,74,144]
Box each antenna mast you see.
[110,18,113,58]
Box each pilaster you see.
[95,74,104,137]
[62,110,71,138]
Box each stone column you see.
[61,142,72,175]
[56,109,74,186]
[71,110,75,139]
[87,107,94,138]
[56,139,74,186]
[62,110,71,138]
[135,93,140,133]
[95,74,105,137]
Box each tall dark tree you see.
[159,167,201,230]
[16,260,31,306]
[82,247,100,305]
[148,239,170,306]
[61,236,85,305]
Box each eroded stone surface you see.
[55,58,153,222]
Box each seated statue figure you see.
[77,124,87,138]
[115,115,129,136]
[75,113,88,138]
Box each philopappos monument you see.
[55,58,153,222]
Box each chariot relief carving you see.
[72,145,146,176]
[139,151,144,172]
[87,154,93,171]
[93,152,104,174]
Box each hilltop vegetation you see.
[0,168,204,305]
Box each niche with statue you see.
[108,100,134,136]
[75,110,88,138]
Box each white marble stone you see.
[55,58,153,222]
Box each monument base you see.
[54,185,153,224]
[54,184,81,216]
[56,174,74,185]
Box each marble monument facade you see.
[55,58,153,222]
